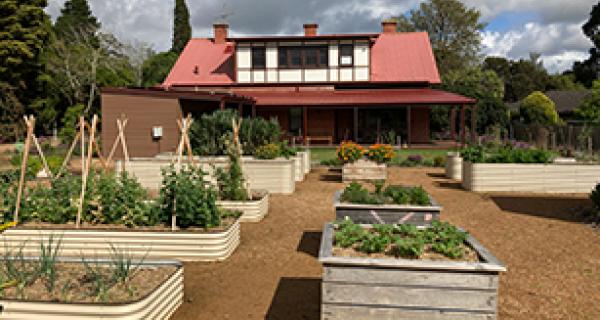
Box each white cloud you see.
[464,0,595,24]
[482,21,592,73]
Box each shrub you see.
[277,141,297,159]
[366,144,394,163]
[320,158,343,166]
[155,165,221,229]
[337,141,364,164]
[19,174,80,224]
[519,91,561,126]
[240,117,281,155]
[254,143,281,160]
[433,156,445,167]
[460,145,486,163]
[215,140,249,201]
[462,145,554,164]
[590,183,600,211]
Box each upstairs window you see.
[278,46,329,69]
[339,44,354,66]
[251,47,266,69]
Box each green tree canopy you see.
[573,2,600,87]
[396,0,485,74]
[171,0,191,53]
[0,0,51,138]
[441,67,508,132]
[519,91,561,126]
[575,80,600,122]
[142,51,178,87]
[483,54,551,102]
[53,0,99,41]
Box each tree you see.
[573,2,600,87]
[483,54,551,102]
[519,91,561,126]
[0,0,51,138]
[396,0,485,74]
[441,67,508,132]
[53,0,99,41]
[142,52,178,87]
[171,0,191,53]
[575,80,600,122]
[546,74,585,91]
[123,40,154,87]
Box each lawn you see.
[309,147,452,163]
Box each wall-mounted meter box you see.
[152,126,163,139]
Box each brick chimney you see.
[304,23,318,37]
[382,19,398,34]
[213,23,229,44]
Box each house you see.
[101,20,476,157]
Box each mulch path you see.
[174,167,600,320]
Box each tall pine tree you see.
[171,0,191,53]
[0,0,51,139]
[54,0,100,41]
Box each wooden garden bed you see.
[0,219,241,262]
[0,258,183,319]
[342,159,386,182]
[333,190,441,226]
[462,161,600,193]
[217,190,269,223]
[319,223,506,320]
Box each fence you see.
[511,122,600,152]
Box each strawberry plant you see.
[340,182,430,206]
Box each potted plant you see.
[0,166,242,262]
[334,181,441,225]
[0,239,183,319]
[319,220,506,320]
[340,142,392,181]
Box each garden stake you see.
[107,115,130,171]
[13,115,35,224]
[55,130,80,179]
[76,115,98,228]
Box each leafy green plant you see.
[156,165,221,229]
[215,139,249,201]
[433,156,445,167]
[340,182,383,205]
[38,235,62,293]
[359,232,391,254]
[460,145,486,163]
[254,143,281,160]
[334,219,368,248]
[395,237,425,258]
[278,141,297,159]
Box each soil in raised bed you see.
[332,242,479,262]
[0,263,177,304]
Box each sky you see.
[45,0,597,74]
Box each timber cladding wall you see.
[101,93,183,158]
[410,106,430,143]
[462,161,600,193]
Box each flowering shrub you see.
[366,144,394,163]
[254,143,281,160]
[336,141,365,164]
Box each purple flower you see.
[407,155,423,163]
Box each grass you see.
[309,147,452,164]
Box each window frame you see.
[339,44,354,67]
[251,46,266,70]
[278,45,329,69]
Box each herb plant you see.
[340,182,430,206]
[254,143,281,160]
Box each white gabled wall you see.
[235,40,370,83]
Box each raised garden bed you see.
[462,161,600,193]
[298,150,311,175]
[445,151,462,180]
[333,188,441,226]
[0,218,240,262]
[319,221,506,320]
[121,156,296,194]
[217,190,269,223]
[0,257,183,319]
[342,159,387,182]
[292,154,304,182]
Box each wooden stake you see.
[80,117,85,176]
[31,134,52,179]
[56,131,80,179]
[13,115,35,224]
[76,115,97,228]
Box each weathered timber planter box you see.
[0,219,240,262]
[298,150,311,175]
[0,259,183,319]
[342,159,387,182]
[462,161,600,193]
[217,190,269,223]
[333,190,441,226]
[319,223,506,320]
[120,156,296,194]
[445,152,462,180]
[293,154,304,182]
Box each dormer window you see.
[251,47,266,69]
[278,46,328,69]
[339,44,354,66]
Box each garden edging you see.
[0,259,183,319]
[0,219,241,262]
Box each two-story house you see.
[101,20,476,157]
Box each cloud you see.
[482,21,592,73]
[45,0,595,73]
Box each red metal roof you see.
[239,88,475,106]
[370,32,441,84]
[162,39,236,87]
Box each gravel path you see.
[173,167,600,320]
